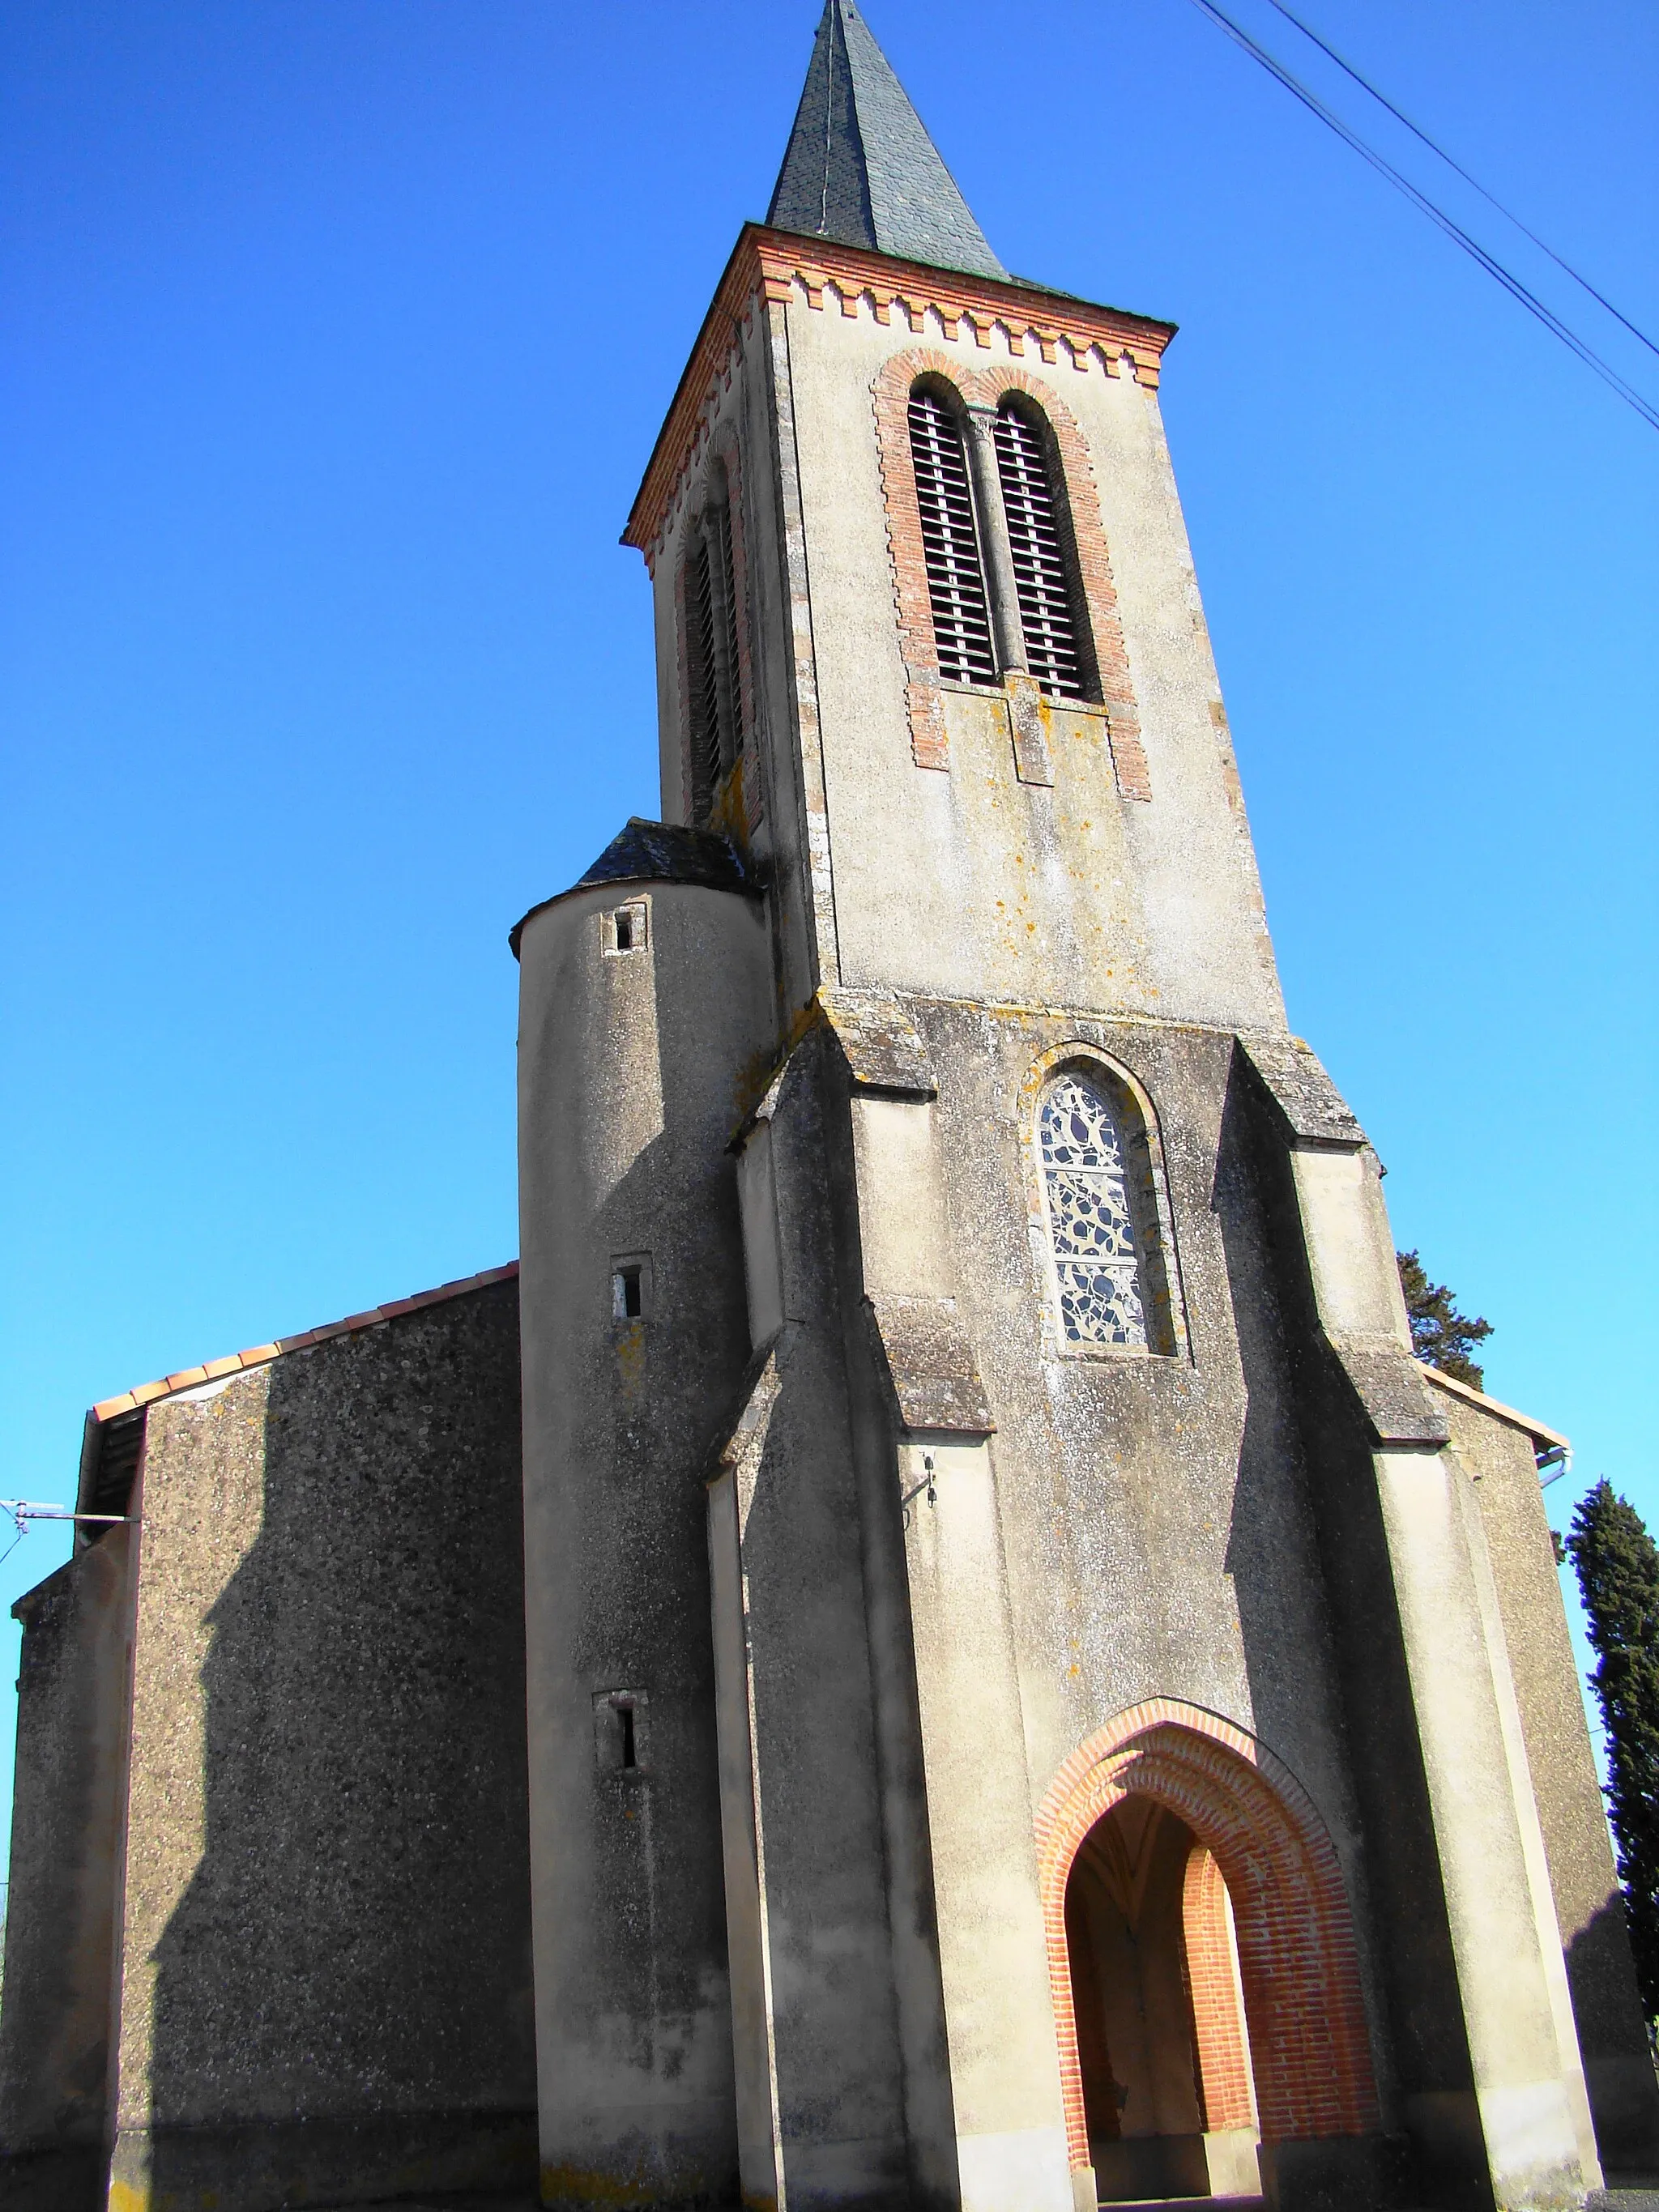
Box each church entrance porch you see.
[1064,1796,1260,2202]
[1036,1703,1383,2210]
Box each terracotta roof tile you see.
[88,1262,518,1426]
[1417,1359,1569,1456]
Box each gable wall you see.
[98,1278,535,2212]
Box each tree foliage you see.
[1396,1250,1492,1387]
[1567,1481,1659,2026]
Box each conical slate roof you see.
[767,0,1007,281]
[574,817,755,896]
[507,818,757,957]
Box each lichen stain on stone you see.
[615,1320,646,1400]
[730,1041,781,1125]
[540,2162,672,2207]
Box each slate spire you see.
[766,0,1007,282]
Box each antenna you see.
[0,1500,138,1569]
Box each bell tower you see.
[624,2,1282,1045]
[514,8,1642,2211]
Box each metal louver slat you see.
[908,391,996,687]
[686,496,744,825]
[994,405,1085,701]
[687,533,723,810]
[719,521,741,744]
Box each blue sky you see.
[1,0,1654,1861]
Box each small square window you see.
[612,1261,646,1321]
[603,901,648,956]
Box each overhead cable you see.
[1259,0,1659,362]
[1179,0,1659,434]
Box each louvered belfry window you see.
[685,489,742,821]
[994,401,1086,701]
[908,388,996,687]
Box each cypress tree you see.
[1396,1250,1493,1388]
[1567,1479,1659,2026]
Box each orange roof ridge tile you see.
[1415,1358,1569,1455]
[89,1261,518,1424]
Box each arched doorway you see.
[1037,1703,1380,2202]
[1064,1797,1258,2200]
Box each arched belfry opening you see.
[1064,1799,1258,2201]
[1038,1705,1381,2205]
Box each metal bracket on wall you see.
[899,1452,938,1527]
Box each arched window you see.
[685,473,743,822]
[994,399,1089,701]
[1039,1069,1152,1349]
[908,386,996,687]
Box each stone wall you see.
[1,1272,535,2212]
[1444,1384,1659,2172]
[0,1528,134,2210]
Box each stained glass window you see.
[1039,1072,1149,1349]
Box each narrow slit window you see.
[908,387,996,687]
[604,901,647,956]
[994,402,1087,701]
[594,1690,647,1772]
[612,1264,644,1320]
[1039,1072,1149,1349]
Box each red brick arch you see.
[1035,1700,1380,2168]
[1183,1837,1256,2130]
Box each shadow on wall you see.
[132,1284,538,2212]
[1568,1901,1659,2169]
[1207,1051,1479,2176]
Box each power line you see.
[1259,0,1659,362]
[1179,0,1659,434]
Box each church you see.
[2,7,1653,2211]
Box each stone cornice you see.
[621,223,1178,565]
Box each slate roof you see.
[767,0,1007,281]
[509,817,758,957]
[576,817,755,894]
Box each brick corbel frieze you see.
[871,349,1151,798]
[622,223,1175,570]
